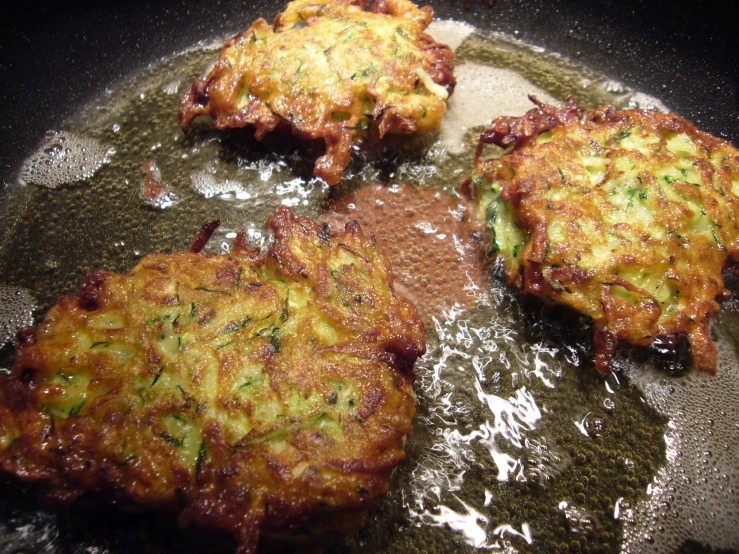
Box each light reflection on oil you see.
[410,496,493,549]
[1,17,724,554]
[404,284,570,550]
[618,326,739,553]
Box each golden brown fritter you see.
[178,0,455,186]
[0,207,425,553]
[464,97,739,374]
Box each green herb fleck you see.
[90,341,111,349]
[159,431,182,447]
[196,440,207,479]
[69,400,85,416]
[148,314,171,324]
[280,294,289,322]
[194,287,231,295]
[151,366,164,387]
[215,341,235,353]
[239,376,262,389]
[222,318,251,334]
[271,333,282,353]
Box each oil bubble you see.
[20,131,112,189]
[0,286,37,348]
[438,62,558,154]
[620,328,739,553]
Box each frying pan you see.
[0,0,738,552]
[0,0,736,186]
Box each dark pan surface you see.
[0,1,738,553]
[1,0,736,189]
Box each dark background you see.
[0,0,737,188]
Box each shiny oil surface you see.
[0,21,737,554]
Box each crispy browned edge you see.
[463,95,739,374]
[177,0,455,186]
[0,207,425,553]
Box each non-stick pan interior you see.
[1,0,736,189]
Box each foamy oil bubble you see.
[438,62,558,154]
[425,21,559,155]
[161,79,182,96]
[190,170,254,199]
[618,328,739,553]
[0,286,37,348]
[627,92,670,113]
[20,131,112,189]
[414,497,494,549]
[397,161,437,185]
[426,19,476,52]
[274,177,324,207]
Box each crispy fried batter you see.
[0,207,425,553]
[464,97,739,374]
[178,0,455,185]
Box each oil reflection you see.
[618,325,739,552]
[411,496,492,549]
[404,286,568,550]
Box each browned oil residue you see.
[321,183,489,324]
[141,161,167,203]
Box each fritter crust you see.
[464,97,739,374]
[0,207,425,553]
[178,0,455,185]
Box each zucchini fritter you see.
[465,97,739,374]
[0,207,424,553]
[178,0,455,185]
